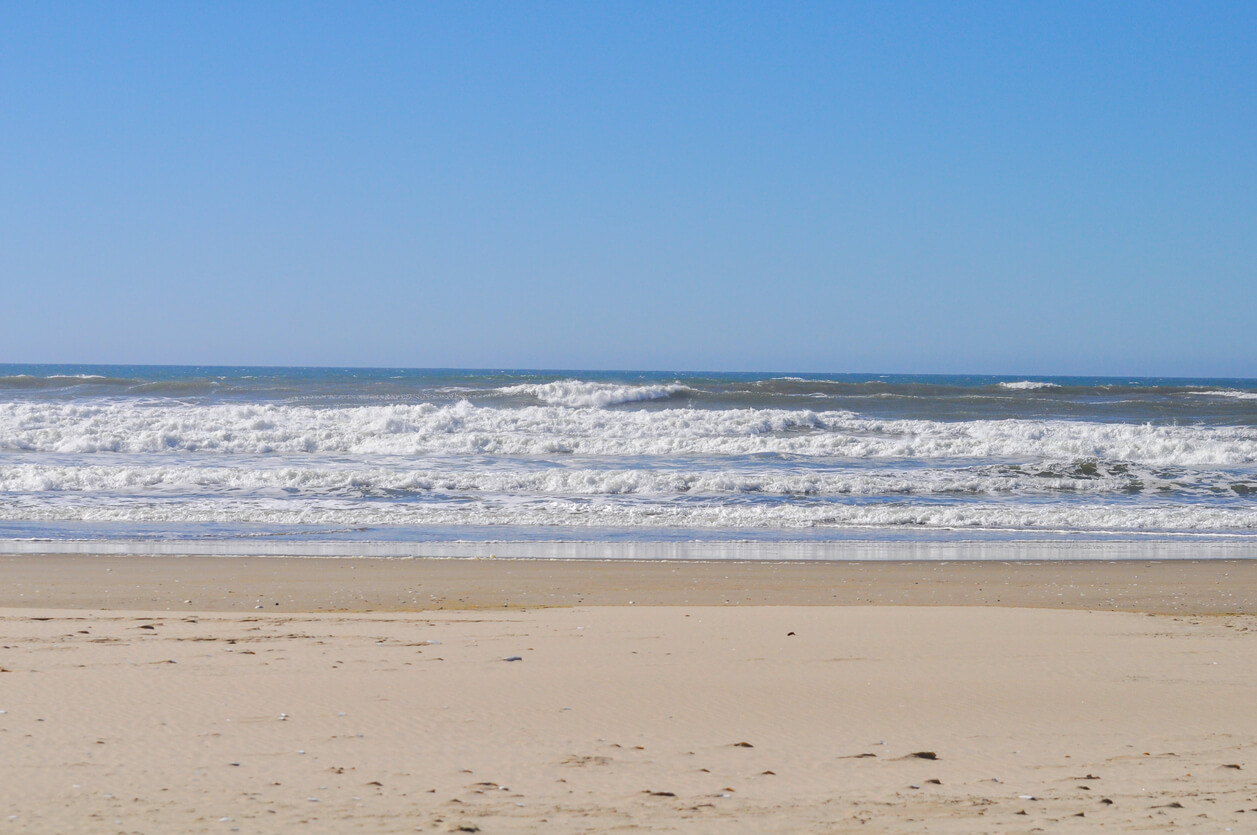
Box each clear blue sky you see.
[2,1,1254,375]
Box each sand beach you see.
[2,556,1256,833]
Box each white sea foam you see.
[3,493,1254,533]
[0,460,1195,498]
[999,381,1061,390]
[497,380,690,408]
[5,369,1255,544]
[1194,389,1257,400]
[2,401,1256,466]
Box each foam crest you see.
[0,460,1202,498]
[4,494,1255,533]
[999,381,1061,390]
[498,380,691,407]
[2,401,1256,466]
[0,374,136,389]
[1195,389,1257,400]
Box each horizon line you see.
[2,361,1256,382]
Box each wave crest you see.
[1194,389,1257,401]
[998,381,1061,390]
[2,401,1256,465]
[498,380,691,408]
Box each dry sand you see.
[2,555,1256,833]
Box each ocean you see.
[2,365,1255,559]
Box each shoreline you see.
[4,536,1256,561]
[3,553,1256,614]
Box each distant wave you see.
[497,380,691,408]
[1194,389,1257,401]
[0,374,138,388]
[126,380,225,395]
[999,381,1061,390]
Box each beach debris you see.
[366,781,383,787]
[732,741,754,748]
[452,826,480,833]
[908,784,920,790]
[643,790,676,797]
[1019,795,1038,800]
[909,751,937,760]
[925,779,942,785]
[842,753,877,759]
[787,631,795,636]
[503,656,522,662]
[1100,798,1114,805]
[1153,801,1184,809]
[278,713,288,721]
[761,770,776,775]
[1221,763,1243,770]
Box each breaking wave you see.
[3,367,1255,545]
[496,380,692,408]
[999,380,1061,390]
[3,494,1255,534]
[1195,389,1257,401]
[2,401,1255,466]
[1,459,1231,498]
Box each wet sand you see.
[3,553,1256,614]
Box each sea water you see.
[1,365,1255,559]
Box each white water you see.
[998,380,1061,390]
[3,401,1256,466]
[2,369,1255,547]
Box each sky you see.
[2,2,1254,376]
